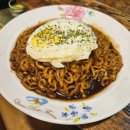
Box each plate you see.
[0,5,130,125]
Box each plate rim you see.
[0,4,130,125]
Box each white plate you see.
[0,5,130,125]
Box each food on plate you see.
[10,18,123,100]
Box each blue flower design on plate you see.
[87,11,94,16]
[83,106,92,112]
[69,104,76,110]
[70,111,78,117]
[61,102,96,122]
[26,96,48,105]
[81,113,88,119]
[62,112,69,117]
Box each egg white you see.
[26,18,97,68]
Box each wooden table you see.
[0,0,130,130]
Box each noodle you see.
[10,21,123,100]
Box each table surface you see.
[0,0,130,130]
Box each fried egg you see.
[26,19,97,68]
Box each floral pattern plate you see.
[0,5,130,125]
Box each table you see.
[0,0,130,130]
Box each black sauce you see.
[56,91,81,100]
[86,79,105,97]
[56,91,68,99]
[53,78,106,100]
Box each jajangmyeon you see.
[10,19,123,100]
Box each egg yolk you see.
[32,28,63,47]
